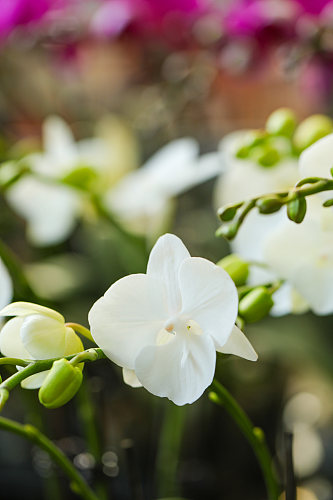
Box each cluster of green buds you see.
[217,254,275,323]
[234,108,333,167]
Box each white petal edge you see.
[135,331,216,406]
[147,233,190,315]
[299,133,333,179]
[0,317,31,358]
[0,258,13,310]
[122,368,142,388]
[217,325,257,361]
[179,257,238,347]
[0,302,64,322]
[88,273,168,369]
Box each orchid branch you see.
[216,176,333,240]
[209,379,279,500]
[0,348,106,411]
[0,415,100,500]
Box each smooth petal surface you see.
[43,116,78,171]
[0,258,12,310]
[20,315,67,359]
[0,301,64,322]
[147,233,190,315]
[179,257,238,347]
[64,327,84,355]
[0,317,30,358]
[21,371,49,390]
[6,176,80,246]
[135,330,216,405]
[89,274,168,369]
[299,133,333,179]
[217,325,257,361]
[122,368,142,388]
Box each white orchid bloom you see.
[0,259,13,311]
[105,139,222,237]
[0,302,83,389]
[214,131,303,316]
[263,198,333,315]
[299,133,333,183]
[88,234,257,406]
[6,116,138,246]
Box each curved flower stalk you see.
[214,126,301,315]
[5,115,138,246]
[105,138,222,239]
[0,258,13,311]
[0,302,83,388]
[89,233,257,406]
[215,110,333,316]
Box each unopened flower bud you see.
[250,145,280,167]
[294,114,333,152]
[287,197,307,223]
[216,223,238,240]
[217,254,249,286]
[266,108,296,137]
[239,286,274,323]
[38,359,83,409]
[257,197,283,214]
[235,130,267,158]
[218,204,239,222]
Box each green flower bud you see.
[266,108,297,137]
[215,223,238,240]
[62,166,98,191]
[235,130,267,159]
[287,197,307,223]
[256,197,284,214]
[217,254,249,286]
[250,144,280,167]
[293,114,333,152]
[218,205,238,222]
[239,286,274,323]
[38,359,83,409]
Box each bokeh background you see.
[1,1,333,499]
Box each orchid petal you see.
[122,368,142,388]
[299,133,333,179]
[179,257,238,347]
[20,315,67,359]
[89,274,168,369]
[135,331,216,405]
[0,258,12,310]
[147,233,190,315]
[43,116,77,169]
[0,317,30,358]
[21,371,49,390]
[6,176,80,246]
[0,302,64,322]
[217,325,257,361]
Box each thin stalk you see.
[0,416,100,500]
[210,379,279,500]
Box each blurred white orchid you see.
[0,302,83,388]
[105,138,222,238]
[299,132,333,187]
[214,130,302,316]
[88,233,257,406]
[6,115,138,246]
[263,198,333,315]
[0,258,13,311]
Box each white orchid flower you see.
[299,133,333,183]
[263,198,333,315]
[214,131,303,316]
[6,116,138,246]
[0,259,13,311]
[88,234,257,406]
[0,302,83,389]
[104,139,222,237]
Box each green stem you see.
[156,403,187,497]
[0,416,100,500]
[0,348,106,411]
[210,379,279,500]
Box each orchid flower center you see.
[157,316,203,345]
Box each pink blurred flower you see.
[0,0,67,39]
